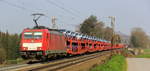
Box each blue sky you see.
[0,0,150,35]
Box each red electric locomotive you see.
[20,27,67,60]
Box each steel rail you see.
[27,51,110,71]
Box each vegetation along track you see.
[0,64,29,71]
[21,51,111,71]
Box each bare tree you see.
[130,27,149,48]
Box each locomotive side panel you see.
[45,31,66,55]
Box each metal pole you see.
[108,16,115,47]
[52,16,57,29]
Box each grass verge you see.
[143,49,150,53]
[0,58,25,67]
[90,55,126,71]
[136,49,150,58]
[6,58,24,64]
[136,54,150,58]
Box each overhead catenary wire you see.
[44,15,77,28]
[54,0,82,15]
[53,0,87,23]
[45,0,82,19]
[1,0,63,18]
[0,0,78,29]
[0,0,78,22]
[17,0,78,28]
[0,1,64,23]
[0,0,33,12]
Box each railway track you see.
[0,51,111,71]
[21,51,110,71]
[0,59,45,71]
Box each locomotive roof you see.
[26,26,65,32]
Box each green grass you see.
[5,58,24,64]
[91,55,126,71]
[136,49,150,58]
[136,54,150,58]
[0,58,25,67]
[144,49,150,52]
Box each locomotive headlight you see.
[23,47,27,50]
[37,47,42,50]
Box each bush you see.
[0,48,7,64]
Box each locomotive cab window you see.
[34,32,42,39]
[24,32,33,39]
[24,32,42,39]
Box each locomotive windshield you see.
[34,32,42,39]
[24,32,33,39]
[24,32,42,39]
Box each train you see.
[20,26,125,60]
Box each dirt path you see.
[127,58,150,71]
